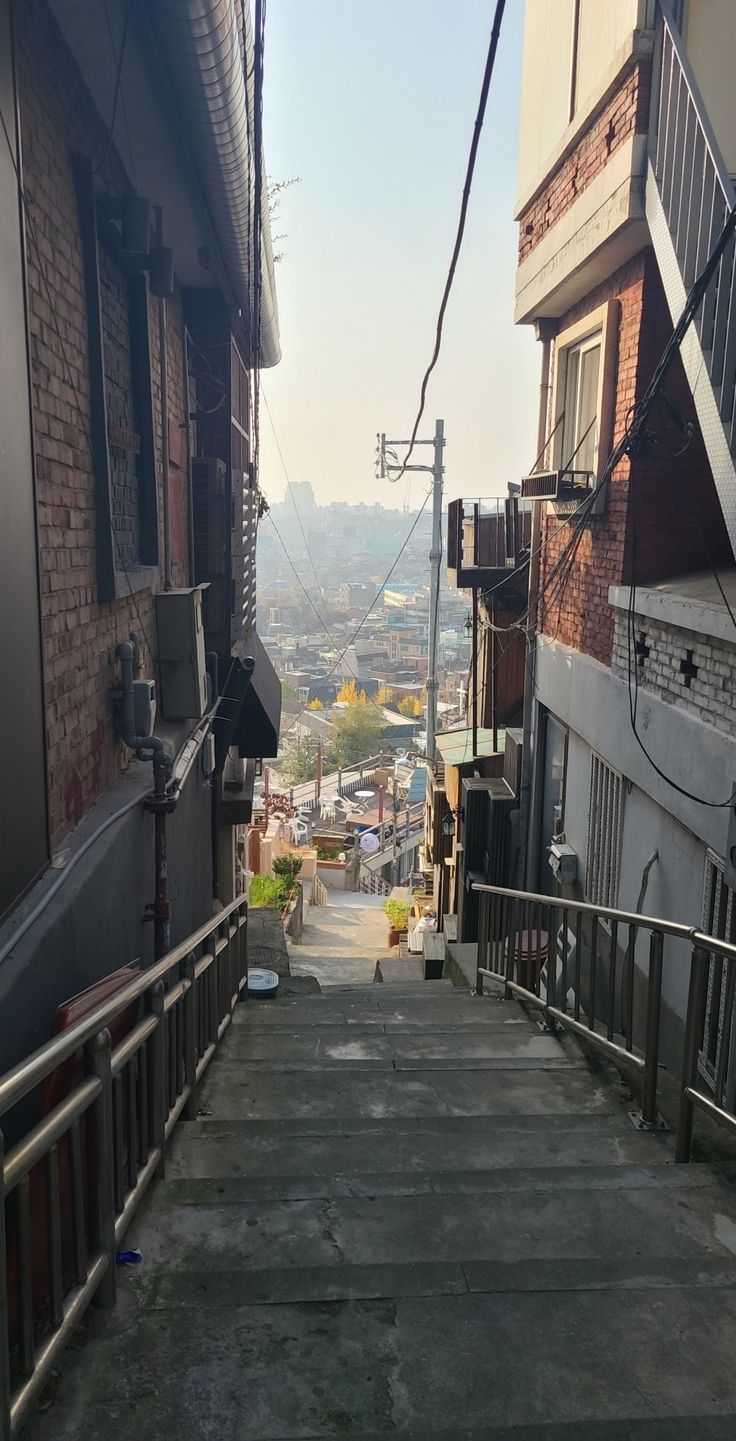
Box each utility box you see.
[155,587,208,721]
[549,841,577,885]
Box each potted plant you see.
[382,898,410,948]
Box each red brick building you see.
[513,0,736,1076]
[0,0,281,1067]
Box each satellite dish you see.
[360,831,379,854]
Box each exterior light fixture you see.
[464,612,473,638]
[442,811,455,839]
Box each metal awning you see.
[435,726,506,767]
[232,635,281,759]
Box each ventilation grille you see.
[585,754,624,909]
[521,469,593,501]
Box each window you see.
[699,854,736,1108]
[74,155,158,601]
[550,300,618,512]
[561,331,601,479]
[585,754,624,909]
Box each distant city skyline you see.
[260,1,539,511]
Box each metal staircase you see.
[647,2,736,551]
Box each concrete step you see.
[320,980,455,996]
[195,1061,619,1121]
[167,1111,674,1180]
[126,1165,735,1280]
[218,1023,575,1069]
[30,1286,736,1439]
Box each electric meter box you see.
[549,841,577,885]
[132,679,156,737]
[155,587,208,721]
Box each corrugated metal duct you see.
[155,0,280,367]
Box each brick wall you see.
[538,251,732,666]
[611,608,736,741]
[518,60,650,264]
[17,0,191,846]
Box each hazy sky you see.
[259,0,539,511]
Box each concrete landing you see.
[26,981,736,1439]
[288,901,392,988]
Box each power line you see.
[92,0,131,176]
[393,0,507,482]
[262,389,324,600]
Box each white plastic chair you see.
[289,818,309,845]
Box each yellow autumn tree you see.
[375,684,394,705]
[307,697,324,710]
[336,679,367,705]
[398,695,423,718]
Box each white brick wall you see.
[611,610,736,737]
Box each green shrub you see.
[382,898,409,931]
[273,855,301,888]
[248,875,284,908]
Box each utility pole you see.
[376,420,445,765]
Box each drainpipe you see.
[183,325,196,586]
[156,209,172,591]
[517,320,556,887]
[116,641,175,959]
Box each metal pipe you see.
[156,209,172,590]
[471,584,478,760]
[183,325,196,585]
[517,324,555,886]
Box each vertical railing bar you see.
[675,95,697,263]
[183,952,198,1119]
[138,1039,149,1166]
[0,1133,11,1441]
[69,1118,87,1286]
[560,908,569,1015]
[641,929,664,1126]
[589,915,598,1031]
[625,924,636,1052]
[86,1028,116,1307]
[127,1060,138,1192]
[683,127,706,287]
[676,944,710,1162]
[17,1175,35,1377]
[714,955,736,1107]
[546,904,556,1009]
[167,1007,176,1110]
[574,910,582,1022]
[607,920,618,1041]
[112,1073,124,1214]
[148,981,166,1180]
[45,1144,64,1329]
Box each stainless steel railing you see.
[473,882,736,1160]
[650,4,736,453]
[0,895,247,1438]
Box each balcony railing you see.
[447,497,532,593]
[474,881,736,1163]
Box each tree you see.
[307,697,324,710]
[279,735,317,784]
[398,694,423,718]
[375,684,394,705]
[330,703,384,769]
[281,677,296,700]
[336,679,366,705]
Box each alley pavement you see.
[26,975,736,1439]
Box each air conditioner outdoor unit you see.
[520,469,593,501]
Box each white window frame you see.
[550,300,619,514]
[584,752,624,910]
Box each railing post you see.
[476,890,487,994]
[182,952,198,1120]
[85,1029,116,1309]
[641,929,664,1126]
[0,1132,11,1441]
[676,944,710,1163]
[147,980,166,1178]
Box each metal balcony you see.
[446,496,532,596]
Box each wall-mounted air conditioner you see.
[520,469,594,501]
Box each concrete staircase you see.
[27,976,736,1438]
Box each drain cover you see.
[247,968,280,997]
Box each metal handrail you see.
[0,894,247,1437]
[0,893,246,1118]
[472,881,736,1164]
